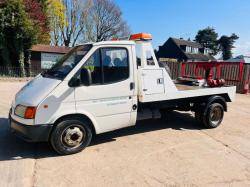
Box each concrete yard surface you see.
[0,81,250,187]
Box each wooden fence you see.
[161,61,250,93]
[1,62,250,93]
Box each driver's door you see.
[74,46,135,133]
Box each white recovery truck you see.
[9,33,236,155]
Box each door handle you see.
[157,78,164,84]
[130,82,135,90]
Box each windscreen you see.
[41,44,92,80]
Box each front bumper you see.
[9,116,53,142]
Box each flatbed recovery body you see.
[9,33,236,154]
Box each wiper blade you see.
[41,70,49,77]
[41,69,64,79]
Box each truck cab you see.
[9,33,236,155]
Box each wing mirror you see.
[68,77,80,87]
[80,68,92,86]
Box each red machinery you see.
[181,61,244,87]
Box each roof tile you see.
[171,38,202,48]
[31,44,71,54]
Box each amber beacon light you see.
[129,33,152,41]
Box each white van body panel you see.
[35,81,76,125]
[142,69,165,95]
[15,75,61,106]
[10,114,34,126]
[137,67,178,102]
[11,75,61,125]
[140,85,236,103]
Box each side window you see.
[82,50,102,84]
[101,48,129,83]
[146,50,155,65]
[135,44,142,67]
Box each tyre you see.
[203,103,224,128]
[50,118,93,155]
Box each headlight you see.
[15,105,36,119]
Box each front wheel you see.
[50,118,92,155]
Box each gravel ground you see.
[0,81,250,187]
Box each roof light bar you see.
[129,33,152,41]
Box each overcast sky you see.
[116,0,250,57]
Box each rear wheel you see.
[50,118,92,155]
[195,103,224,128]
[203,103,224,128]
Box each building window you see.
[192,48,199,54]
[204,48,210,55]
[186,46,192,53]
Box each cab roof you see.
[93,40,136,46]
[77,33,152,47]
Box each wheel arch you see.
[194,95,228,115]
[52,113,98,135]
[205,95,227,112]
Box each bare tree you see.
[84,0,130,42]
[60,0,91,47]
[48,0,65,46]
